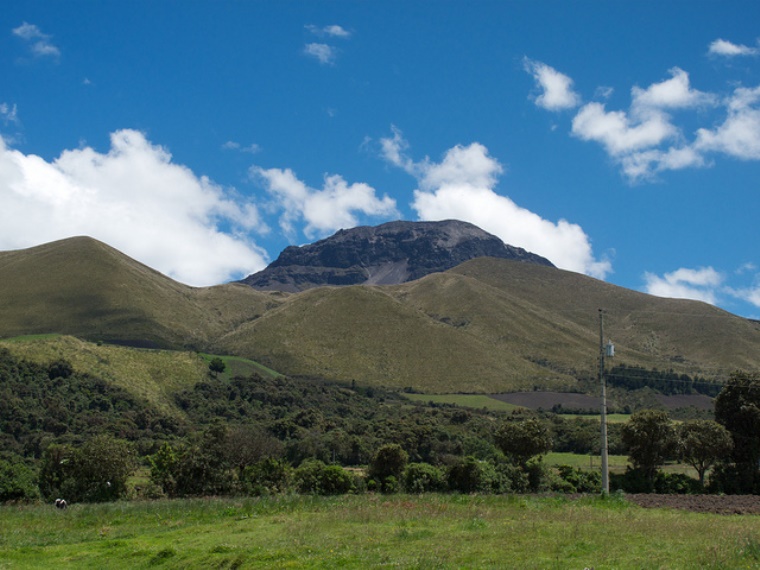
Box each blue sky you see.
[2,2,759,318]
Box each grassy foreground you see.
[2,495,760,569]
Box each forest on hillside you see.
[1,347,759,503]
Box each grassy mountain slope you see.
[0,237,280,349]
[0,335,280,417]
[449,258,760,375]
[0,335,205,417]
[2,238,759,394]
[216,284,560,392]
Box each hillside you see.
[0,236,280,349]
[219,258,760,392]
[1,235,759,393]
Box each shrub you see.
[39,436,136,502]
[0,458,40,502]
[241,458,292,495]
[403,462,446,493]
[555,465,602,494]
[368,444,408,482]
[447,456,500,494]
[294,460,355,495]
[611,467,700,494]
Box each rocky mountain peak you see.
[239,219,554,292]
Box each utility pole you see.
[599,308,610,494]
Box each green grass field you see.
[546,452,630,472]
[2,495,759,569]
[558,413,631,423]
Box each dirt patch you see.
[626,494,760,515]
[491,392,714,413]
[655,394,714,411]
[491,392,600,411]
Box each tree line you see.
[2,346,760,503]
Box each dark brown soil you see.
[626,494,760,515]
[491,391,600,410]
[490,391,714,413]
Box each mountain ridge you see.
[240,220,554,292]
[1,231,758,393]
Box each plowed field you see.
[627,494,760,514]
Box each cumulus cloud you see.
[631,68,716,111]
[12,22,60,59]
[643,267,724,304]
[572,102,677,156]
[694,86,760,160]
[303,42,336,65]
[530,61,760,181]
[524,59,581,111]
[252,166,398,239]
[643,263,760,313]
[709,38,759,57]
[0,130,268,285]
[380,128,611,278]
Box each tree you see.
[368,444,408,493]
[0,457,40,502]
[69,435,136,502]
[39,436,136,502]
[678,420,733,487]
[714,371,760,493]
[621,410,677,487]
[494,417,552,467]
[446,456,499,493]
[294,460,355,495]
[224,425,283,481]
[403,463,446,493]
[208,357,226,377]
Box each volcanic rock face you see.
[240,220,554,292]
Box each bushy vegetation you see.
[3,344,759,504]
[607,364,722,397]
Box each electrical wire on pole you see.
[599,308,610,495]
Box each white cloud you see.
[222,140,261,154]
[306,24,351,38]
[524,59,581,111]
[732,286,760,309]
[572,102,677,156]
[252,166,398,239]
[643,267,723,304]
[709,38,759,57]
[631,68,716,111]
[546,63,760,181]
[0,103,19,125]
[695,86,760,160]
[12,22,60,59]
[0,130,268,285]
[380,128,611,279]
[304,43,336,65]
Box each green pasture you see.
[559,413,631,423]
[2,495,760,569]
[546,452,630,472]
[198,353,282,380]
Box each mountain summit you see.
[239,220,554,292]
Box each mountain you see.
[2,233,759,393]
[239,220,553,292]
[0,236,276,349]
